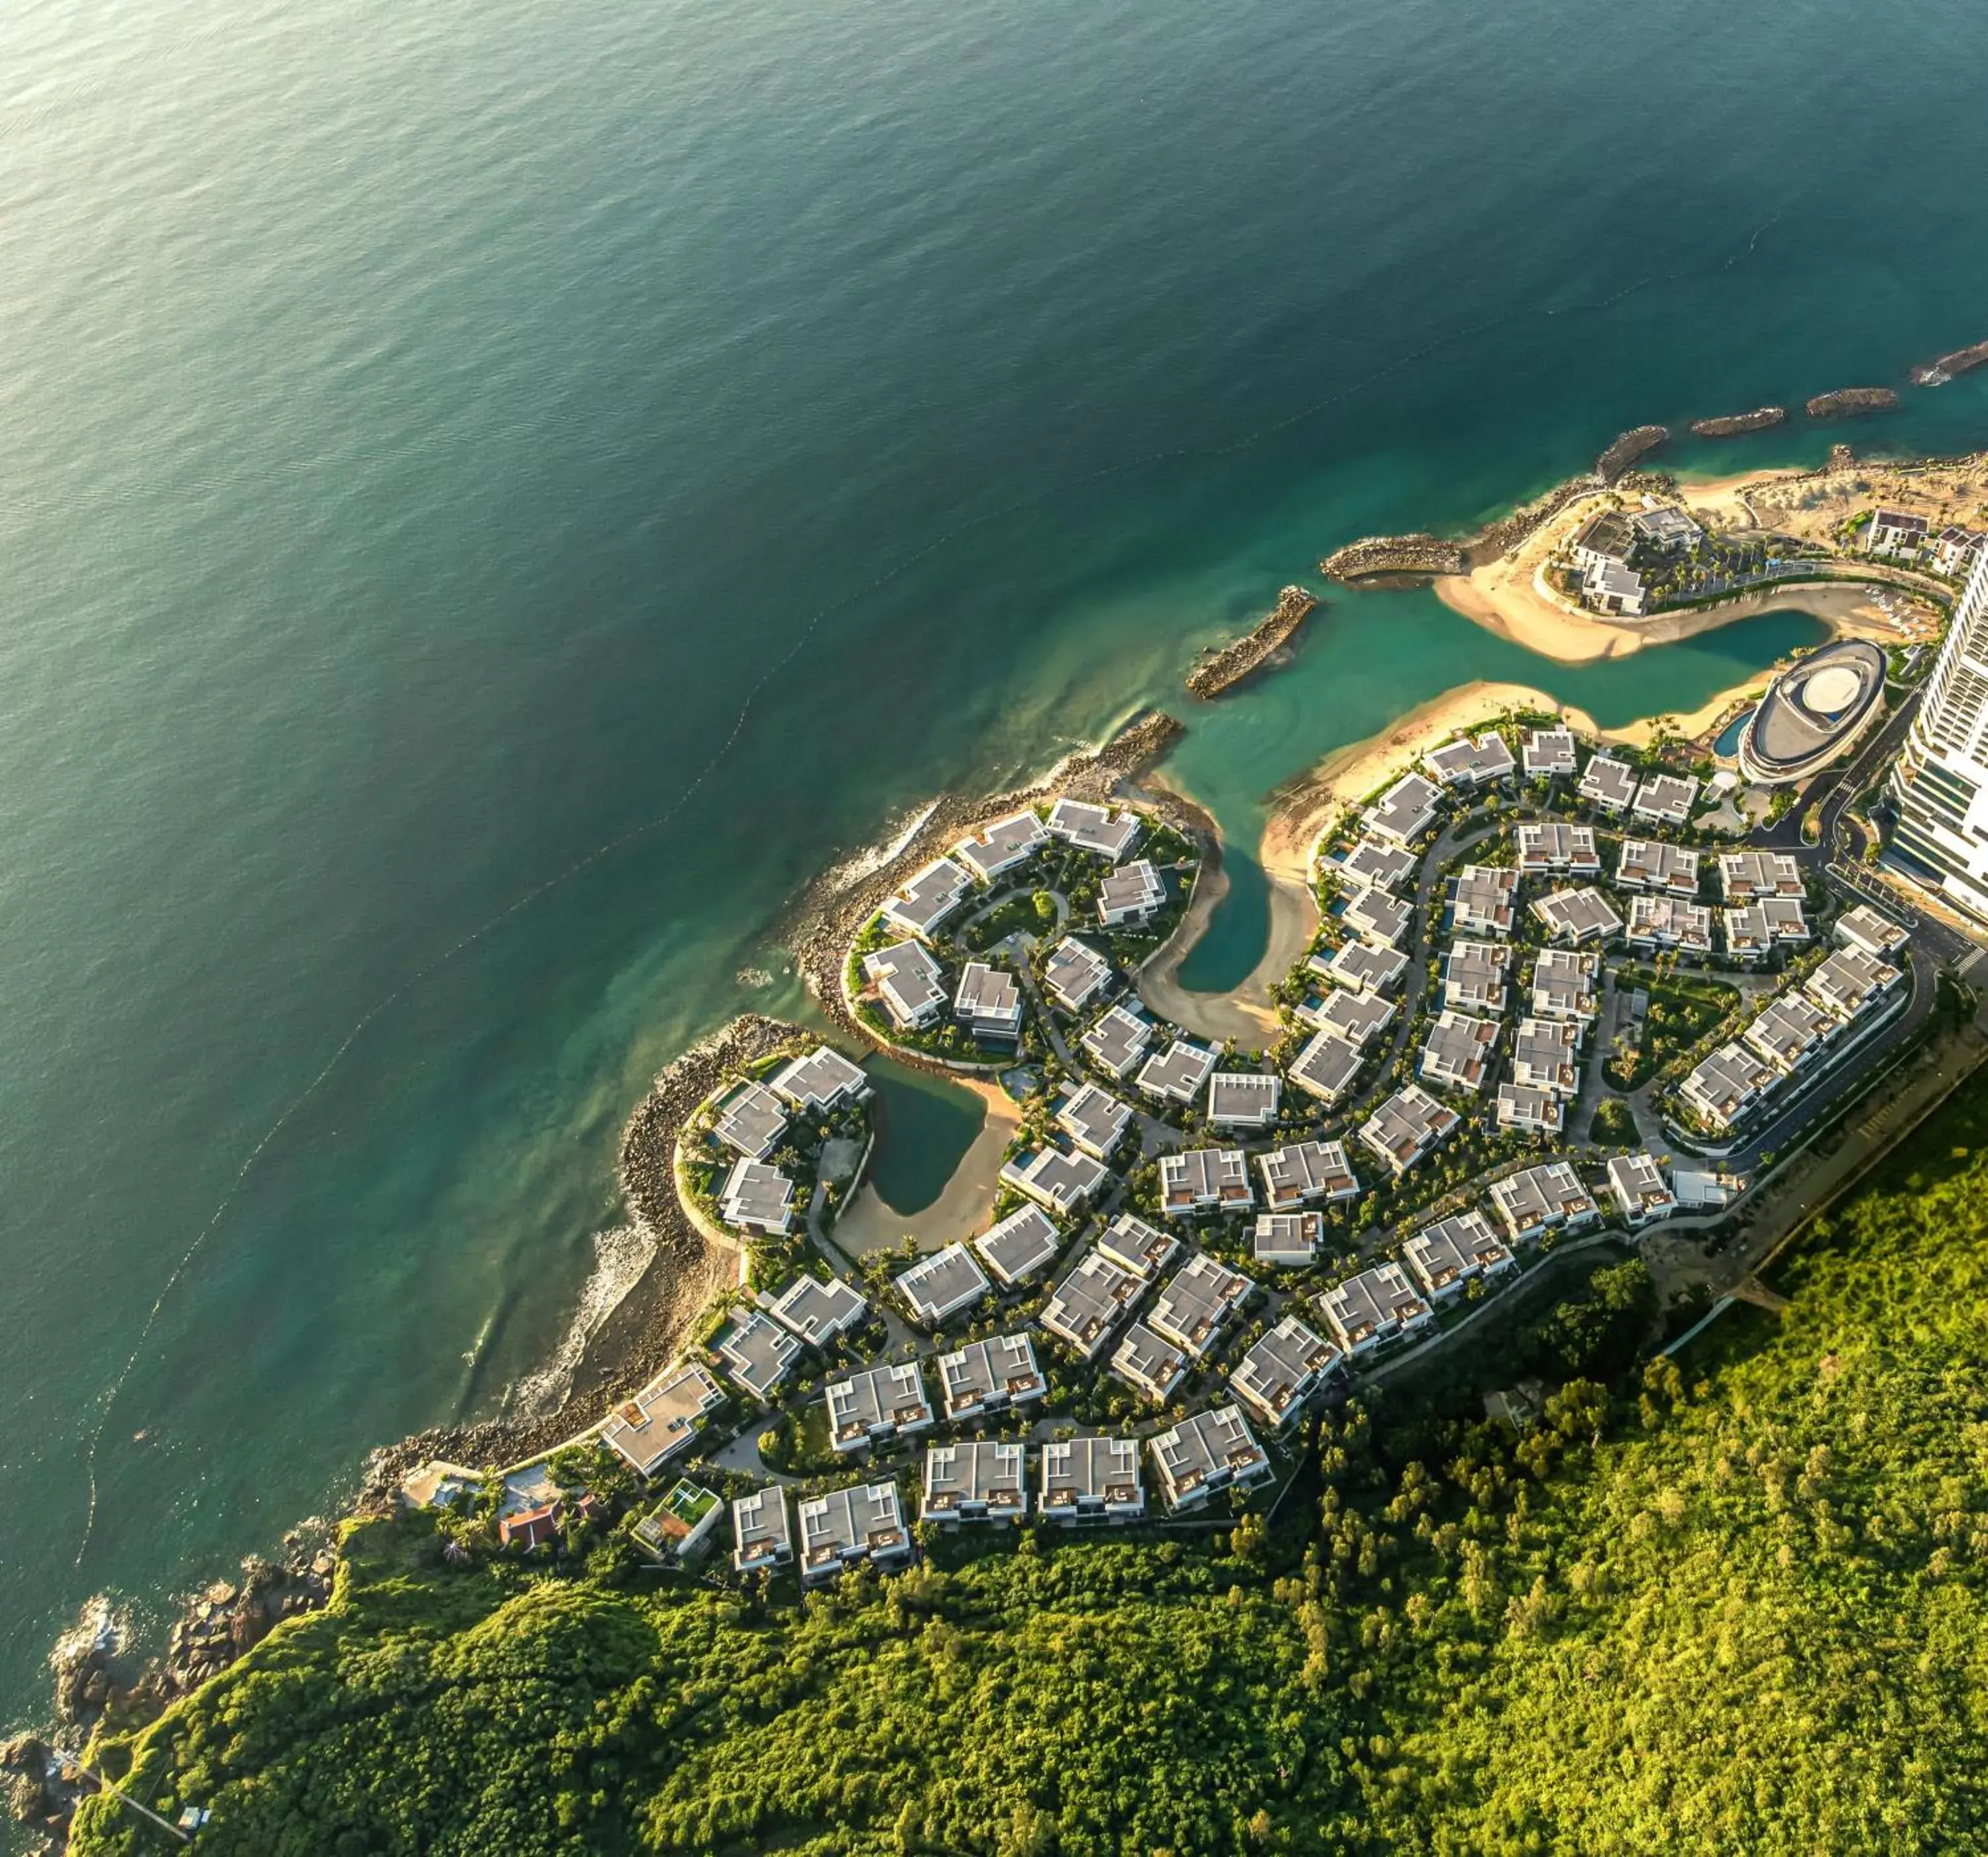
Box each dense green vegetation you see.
[74,1077,1988,1855]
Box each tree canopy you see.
[72,1079,1988,1855]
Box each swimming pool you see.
[1713,704,1756,758]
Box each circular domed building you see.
[1737,638,1887,783]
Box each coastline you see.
[1433,453,1973,665]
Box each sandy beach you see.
[1435,461,1956,665]
[1132,773,1306,1044]
[832,1073,1021,1257]
[1260,681,1590,864]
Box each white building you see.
[1577,753,1639,814]
[1046,797,1141,862]
[1631,773,1698,828]
[826,1361,935,1453]
[1137,1036,1220,1105]
[1490,1158,1598,1243]
[1207,1070,1281,1131]
[1606,1151,1676,1225]
[1522,726,1580,779]
[1419,1009,1500,1094]
[1056,1081,1134,1160]
[1517,820,1602,875]
[768,1044,869,1113]
[1495,1082,1563,1136]
[1531,886,1626,946]
[1365,772,1444,844]
[1044,936,1115,1013]
[1038,1435,1146,1524]
[1081,1002,1154,1078]
[1288,1028,1363,1104]
[1148,1406,1271,1512]
[973,1204,1063,1288]
[881,858,973,941]
[999,1143,1111,1219]
[921,1441,1028,1526]
[1158,1147,1254,1218]
[767,1273,869,1347]
[1252,1211,1322,1266]
[1404,1208,1516,1298]
[1148,1253,1254,1359]
[1616,839,1700,896]
[863,939,948,1030]
[1679,1042,1777,1131]
[934,1333,1046,1422]
[952,811,1048,883]
[1451,864,1519,936]
[797,1483,911,1585]
[1231,1316,1341,1430]
[1097,858,1168,928]
[1038,1248,1142,1359]
[1109,1321,1189,1402]
[1425,731,1517,788]
[1256,1137,1358,1211]
[732,1487,793,1575]
[1095,1212,1180,1280]
[719,1157,797,1236]
[953,961,1024,1041]
[895,1243,993,1326]
[1318,1262,1433,1353]
[1358,1085,1461,1177]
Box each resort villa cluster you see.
[402,638,1946,1601]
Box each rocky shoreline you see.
[787,706,1191,1053]
[1184,586,1320,698]
[1320,467,1675,585]
[1594,424,1667,484]
[1689,406,1787,438]
[1806,386,1899,419]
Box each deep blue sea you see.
[4,0,1987,1728]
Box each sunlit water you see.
[3,0,1987,1730]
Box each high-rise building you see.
[1890,544,1988,923]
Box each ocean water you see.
[3,0,1988,1729]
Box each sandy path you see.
[833,1074,1020,1257]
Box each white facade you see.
[1893,547,1988,923]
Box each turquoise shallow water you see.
[3,0,1988,1729]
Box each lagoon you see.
[1169,602,1829,992]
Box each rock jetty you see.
[1806,387,1899,420]
[1321,468,1676,587]
[1184,586,1320,698]
[1596,425,1668,484]
[1911,339,1988,386]
[1690,406,1787,439]
[1319,533,1468,582]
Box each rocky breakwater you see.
[1323,468,1677,587]
[1912,339,1988,386]
[1595,425,1668,484]
[788,708,1189,1054]
[1806,387,1899,420]
[1690,406,1787,439]
[1320,533,1468,583]
[1184,585,1320,698]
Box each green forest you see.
[72,1076,1988,1856]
